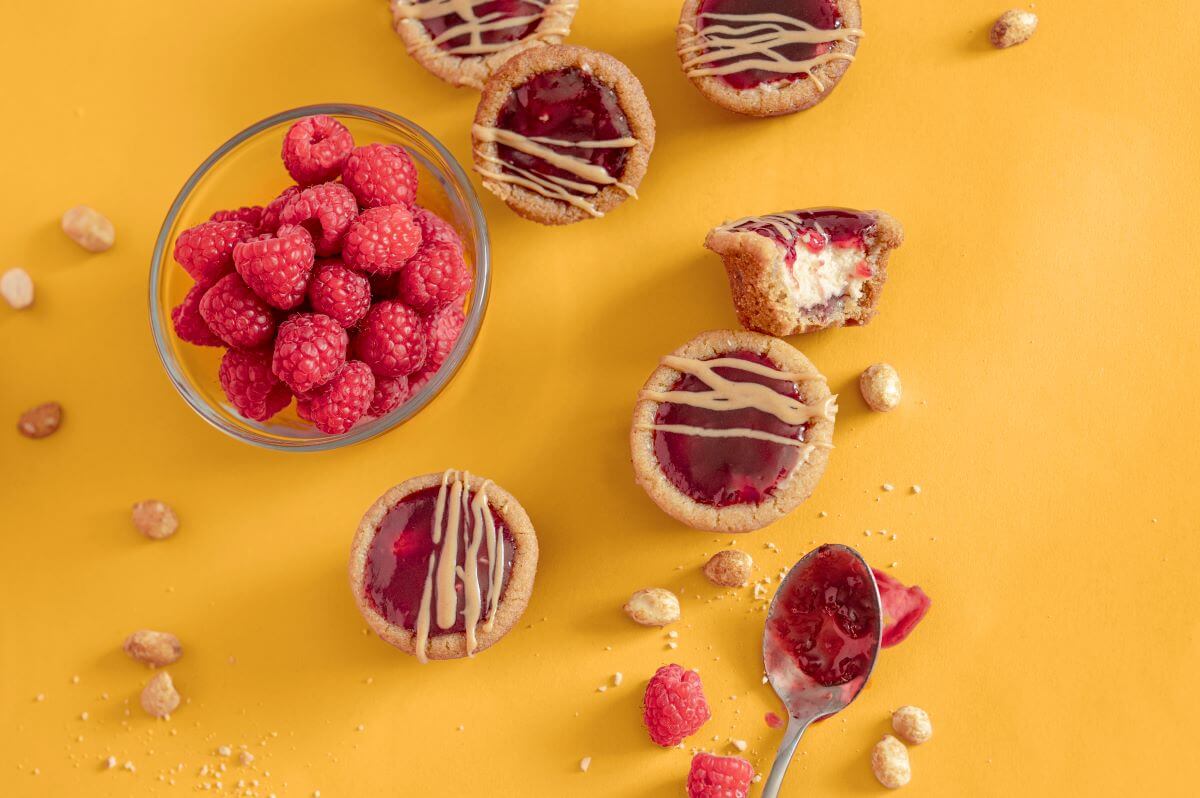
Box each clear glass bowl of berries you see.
[149,104,489,451]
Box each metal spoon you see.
[761,544,883,798]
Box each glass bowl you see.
[149,104,490,451]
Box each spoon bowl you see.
[761,544,882,797]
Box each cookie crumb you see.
[17,403,62,439]
[891,705,932,745]
[870,735,911,788]
[911,485,922,494]
[613,672,623,687]
[860,364,902,412]
[103,756,117,769]
[882,483,894,492]
[131,500,179,540]
[703,550,753,587]
[990,9,1038,48]
[123,629,183,667]
[1,267,34,309]
[140,671,180,718]
[623,588,681,627]
[61,205,115,252]
[579,756,592,773]
[731,738,748,752]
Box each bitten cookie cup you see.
[390,0,579,89]
[630,330,836,533]
[705,208,903,337]
[349,470,538,662]
[676,0,863,117]
[471,44,656,225]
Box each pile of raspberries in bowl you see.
[150,106,489,450]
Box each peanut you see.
[17,402,62,439]
[703,550,753,587]
[123,629,183,667]
[140,671,180,718]
[623,588,680,627]
[891,705,933,745]
[131,500,179,540]
[871,735,912,789]
[860,363,902,412]
[1,268,34,309]
[990,9,1037,48]
[61,205,115,253]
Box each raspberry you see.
[423,303,465,374]
[233,224,316,310]
[210,205,264,229]
[398,244,471,313]
[367,375,410,417]
[219,348,292,422]
[341,143,418,208]
[686,754,755,798]
[260,185,302,234]
[198,273,277,350]
[282,115,355,186]
[308,259,371,328]
[173,220,257,283]
[342,205,422,275]
[354,300,427,377]
[279,182,358,257]
[413,207,464,253]
[642,664,711,747]
[170,283,222,347]
[272,312,348,394]
[297,360,374,434]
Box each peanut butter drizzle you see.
[412,469,508,662]
[472,123,638,217]
[400,0,573,57]
[678,11,863,92]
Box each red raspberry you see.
[170,283,222,347]
[341,143,418,208]
[199,273,277,349]
[398,244,471,313]
[260,185,302,234]
[642,664,711,747]
[233,224,316,310]
[343,205,422,275]
[686,754,755,798]
[297,360,375,434]
[423,303,465,374]
[278,181,358,257]
[173,220,256,284]
[354,300,427,377]
[218,348,292,422]
[210,205,264,229]
[272,312,348,394]
[281,114,355,186]
[413,207,463,253]
[366,375,411,417]
[308,259,371,328]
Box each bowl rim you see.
[149,103,491,452]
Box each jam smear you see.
[653,351,808,508]
[874,568,931,648]
[769,545,879,686]
[732,208,874,267]
[495,67,632,185]
[697,0,844,90]
[363,486,515,634]
[418,1,544,52]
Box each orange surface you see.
[2,1,1199,796]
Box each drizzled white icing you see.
[678,9,863,92]
[399,0,573,57]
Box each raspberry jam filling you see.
[417,0,544,52]
[653,351,808,508]
[697,0,844,90]
[769,545,879,686]
[363,486,515,635]
[731,209,874,267]
[495,67,633,185]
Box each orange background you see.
[2,1,1199,796]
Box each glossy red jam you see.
[495,67,632,185]
[418,1,544,52]
[363,486,515,634]
[769,546,879,686]
[697,0,843,90]
[653,351,808,508]
[733,209,873,267]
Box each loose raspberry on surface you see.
[219,348,292,422]
[297,360,375,434]
[260,185,302,234]
[308,259,371,328]
[398,244,471,313]
[173,220,257,284]
[642,664,711,747]
[199,273,277,349]
[281,114,355,186]
[279,181,358,257]
[687,753,754,798]
[342,142,418,208]
[171,283,223,346]
[367,375,410,417]
[413,206,464,253]
[354,300,428,377]
[343,205,422,275]
[233,224,316,310]
[272,312,348,394]
[422,303,466,375]
[209,205,264,229]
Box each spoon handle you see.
[761,717,812,798]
